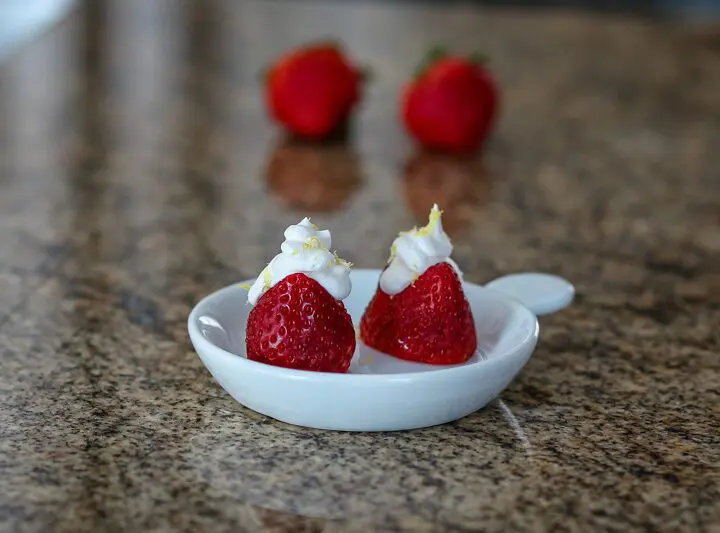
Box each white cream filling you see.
[247,218,352,305]
[379,204,461,295]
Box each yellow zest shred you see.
[387,244,398,264]
[303,236,323,250]
[415,204,443,237]
[263,267,272,289]
[333,251,353,269]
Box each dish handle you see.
[483,273,574,316]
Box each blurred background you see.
[1,0,720,59]
[1,0,718,262]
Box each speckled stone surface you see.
[0,0,719,532]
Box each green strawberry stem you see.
[414,45,448,79]
[359,66,373,83]
[425,45,448,63]
[469,51,490,65]
[414,46,491,78]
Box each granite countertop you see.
[0,0,718,531]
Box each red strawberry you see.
[246,273,356,373]
[402,47,499,153]
[265,41,364,139]
[361,262,476,365]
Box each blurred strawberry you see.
[265,41,365,139]
[402,47,499,153]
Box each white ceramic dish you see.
[188,269,573,432]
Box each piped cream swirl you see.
[247,218,352,305]
[379,204,461,294]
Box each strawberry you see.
[361,262,476,365]
[401,47,499,153]
[246,273,356,373]
[265,41,364,139]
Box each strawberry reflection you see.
[266,136,361,213]
[402,151,492,236]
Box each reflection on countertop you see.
[266,136,362,213]
[402,151,492,236]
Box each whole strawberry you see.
[402,47,499,153]
[265,41,364,139]
[246,273,356,373]
[361,263,476,365]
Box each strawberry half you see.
[361,262,476,365]
[401,47,499,153]
[265,41,364,139]
[246,273,356,373]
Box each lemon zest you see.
[302,236,323,250]
[262,267,272,289]
[415,204,443,237]
[333,251,353,269]
[239,283,252,290]
[387,243,398,264]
